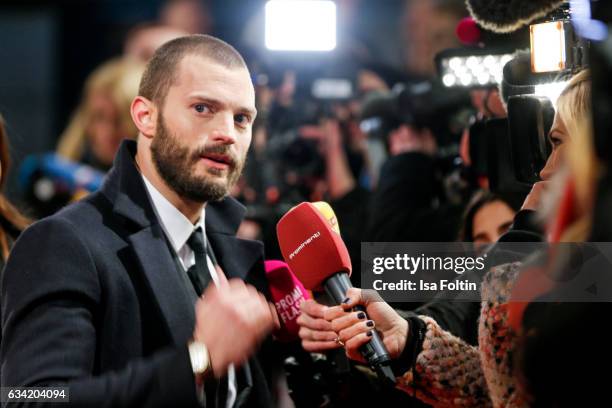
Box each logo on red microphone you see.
[288,231,321,260]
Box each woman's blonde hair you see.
[556,70,591,143]
[56,57,145,162]
[554,70,596,241]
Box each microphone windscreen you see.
[465,0,563,33]
[276,202,352,291]
[265,260,311,342]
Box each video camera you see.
[438,1,589,196]
[359,81,472,158]
[470,96,555,196]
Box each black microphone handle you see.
[323,272,396,386]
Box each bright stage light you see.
[265,0,336,51]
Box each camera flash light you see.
[534,81,568,106]
[265,0,336,51]
[437,51,513,88]
[530,21,567,73]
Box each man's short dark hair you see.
[138,34,247,105]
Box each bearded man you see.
[1,35,285,408]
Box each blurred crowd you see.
[1,0,611,407]
[12,0,477,257]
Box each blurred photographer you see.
[237,67,381,259]
[326,81,472,263]
[300,70,592,408]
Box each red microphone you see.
[265,260,311,342]
[276,202,351,291]
[277,202,395,385]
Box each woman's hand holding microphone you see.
[297,287,409,363]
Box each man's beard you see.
[150,113,245,203]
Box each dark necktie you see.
[186,227,213,296]
[186,228,229,407]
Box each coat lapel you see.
[129,226,196,346]
[101,141,196,346]
[208,234,266,290]
[205,200,268,296]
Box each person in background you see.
[0,113,33,351]
[0,114,31,268]
[160,0,213,35]
[56,58,145,171]
[460,190,519,251]
[124,23,189,63]
[401,0,467,78]
[514,70,599,407]
[310,70,592,408]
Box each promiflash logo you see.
[289,231,321,259]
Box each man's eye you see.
[194,104,209,113]
[234,114,249,125]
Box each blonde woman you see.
[521,70,592,219]
[56,57,145,170]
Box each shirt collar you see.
[141,174,205,253]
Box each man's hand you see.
[388,125,437,157]
[299,119,343,156]
[323,288,408,363]
[296,299,342,352]
[192,278,278,377]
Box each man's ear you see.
[131,96,157,139]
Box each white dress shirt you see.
[142,175,237,408]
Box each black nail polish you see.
[342,297,351,304]
[366,320,374,327]
[367,330,373,337]
[357,312,366,319]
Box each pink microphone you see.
[265,260,311,342]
